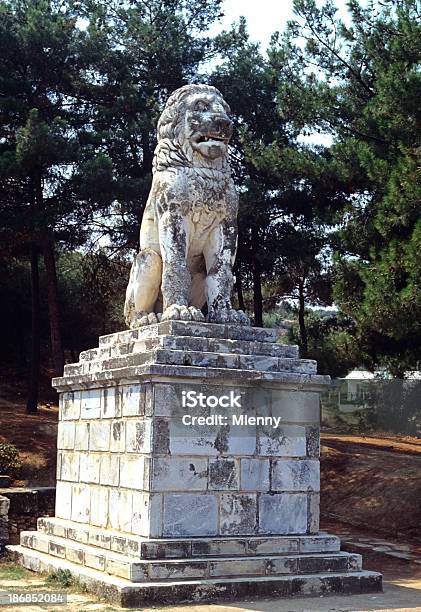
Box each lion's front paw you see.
[131,311,162,328]
[208,308,250,326]
[161,305,205,323]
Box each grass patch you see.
[45,569,73,588]
[0,561,31,581]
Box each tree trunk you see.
[298,281,308,357]
[26,244,40,414]
[42,236,64,376]
[35,162,63,376]
[235,265,246,311]
[252,259,263,327]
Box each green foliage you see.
[0,443,21,476]
[283,0,421,375]
[46,568,74,588]
[289,310,360,377]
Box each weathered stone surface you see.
[101,387,122,419]
[152,457,207,492]
[81,389,101,419]
[79,454,100,484]
[126,419,152,453]
[258,494,308,535]
[271,460,320,492]
[163,494,218,537]
[209,458,239,490]
[122,384,146,417]
[240,458,270,492]
[71,484,91,523]
[90,487,109,528]
[119,456,146,490]
[89,422,110,451]
[220,493,257,535]
[99,454,120,487]
[61,452,80,482]
[258,425,307,457]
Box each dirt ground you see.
[321,432,421,541]
[0,400,58,487]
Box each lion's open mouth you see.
[196,135,229,144]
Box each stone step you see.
[37,518,341,559]
[80,335,299,363]
[8,545,382,608]
[19,531,362,583]
[65,350,316,377]
[99,321,279,348]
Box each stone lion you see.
[124,84,249,328]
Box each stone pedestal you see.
[8,322,381,606]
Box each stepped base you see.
[7,545,382,608]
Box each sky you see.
[208,0,354,50]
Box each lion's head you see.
[153,84,233,172]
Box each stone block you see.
[220,493,257,535]
[267,557,298,575]
[101,387,122,419]
[248,537,299,555]
[89,422,110,451]
[56,452,62,480]
[308,492,320,533]
[258,493,307,535]
[258,425,306,457]
[240,458,270,491]
[80,389,101,419]
[299,535,340,553]
[167,421,219,456]
[0,496,10,516]
[90,487,109,527]
[216,426,257,456]
[122,384,145,417]
[270,390,320,423]
[126,419,152,453]
[271,460,320,492]
[110,534,127,554]
[61,452,79,482]
[192,539,247,557]
[66,525,89,544]
[61,391,81,421]
[151,457,207,491]
[148,561,207,580]
[153,384,187,417]
[84,550,105,571]
[209,558,266,577]
[70,484,91,523]
[57,422,75,450]
[55,481,72,520]
[163,493,218,537]
[74,422,90,451]
[306,426,320,458]
[120,456,146,490]
[100,454,120,487]
[79,453,101,484]
[66,546,84,565]
[110,420,125,452]
[209,458,239,490]
[108,489,132,532]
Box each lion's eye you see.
[194,100,208,112]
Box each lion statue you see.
[124,84,249,328]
